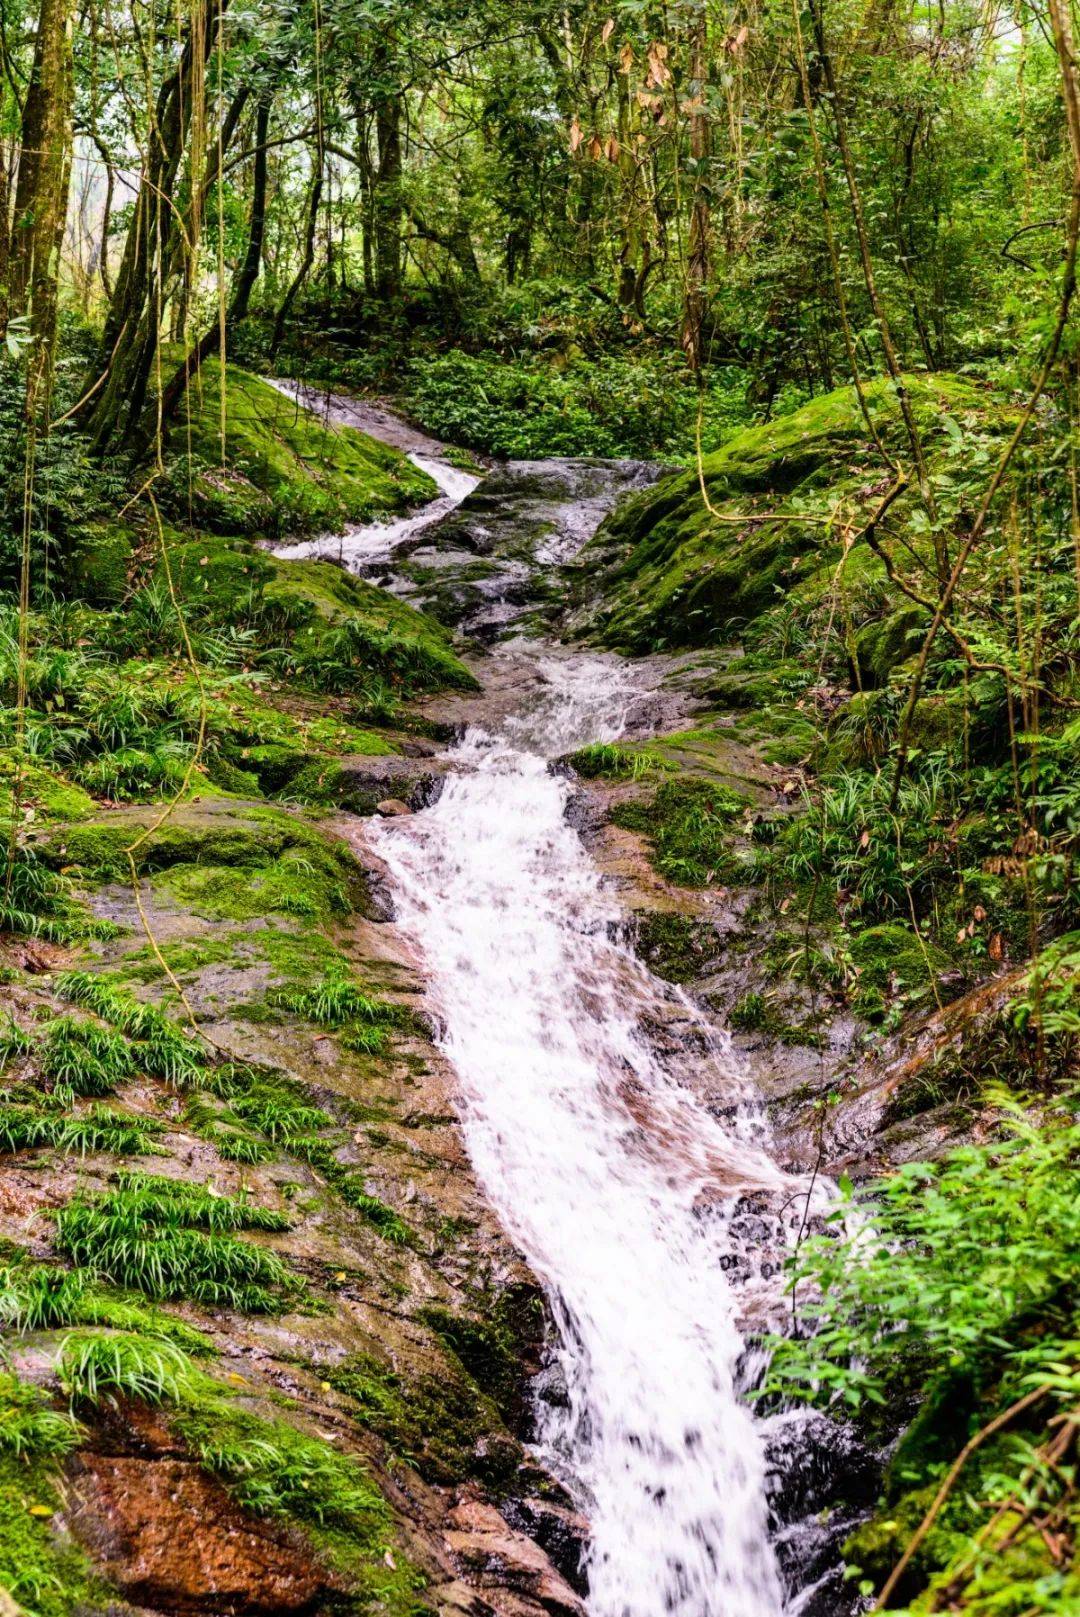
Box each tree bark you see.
[79,0,230,456]
[8,0,73,370]
[680,1,710,371]
[270,149,323,354]
[373,46,403,302]
[229,94,272,324]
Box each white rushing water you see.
[266,377,481,570]
[272,451,480,569]
[371,648,792,1617]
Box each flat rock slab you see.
[70,1455,337,1614]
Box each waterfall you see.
[370,647,790,1617]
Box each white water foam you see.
[266,378,480,569]
[371,648,792,1617]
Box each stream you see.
[272,397,835,1617]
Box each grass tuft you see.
[54,1175,295,1312]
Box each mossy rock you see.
[328,1351,519,1487]
[635,911,723,983]
[156,531,476,696]
[69,521,138,606]
[848,923,958,1024]
[854,607,928,688]
[574,374,1002,653]
[163,361,435,537]
[44,801,371,914]
[0,1450,105,1617]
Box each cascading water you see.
[269,390,841,1615]
[370,648,795,1617]
[266,377,481,571]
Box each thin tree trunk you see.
[79,0,230,455]
[8,0,73,369]
[230,94,272,324]
[681,1,710,372]
[373,54,402,302]
[270,151,323,354]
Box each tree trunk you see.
[230,94,272,324]
[79,0,230,456]
[8,0,73,372]
[680,2,710,371]
[270,150,323,354]
[373,38,403,302]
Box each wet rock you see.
[334,754,446,815]
[376,798,412,817]
[764,1408,879,1613]
[69,1456,338,1614]
[444,1496,587,1617]
[499,1497,590,1596]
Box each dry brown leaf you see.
[569,116,583,153]
[619,40,634,71]
[646,41,671,87]
[601,16,615,42]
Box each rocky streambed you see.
[259,396,901,1617]
[1,390,984,1617]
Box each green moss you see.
[420,1294,538,1424]
[157,855,348,925]
[854,606,928,689]
[328,1352,515,1486]
[48,803,369,911]
[0,758,96,825]
[843,1425,1076,1613]
[165,361,435,538]
[635,912,722,983]
[68,521,138,606]
[611,777,748,887]
[577,375,1001,653]
[727,990,822,1045]
[848,923,956,1022]
[173,1392,425,1612]
[0,1452,106,1617]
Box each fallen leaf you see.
[973,904,986,922]
[619,40,634,71]
[601,16,615,42]
[988,932,1004,960]
[569,116,583,153]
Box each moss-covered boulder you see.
[162,362,435,537]
[160,531,477,696]
[572,375,1001,654]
